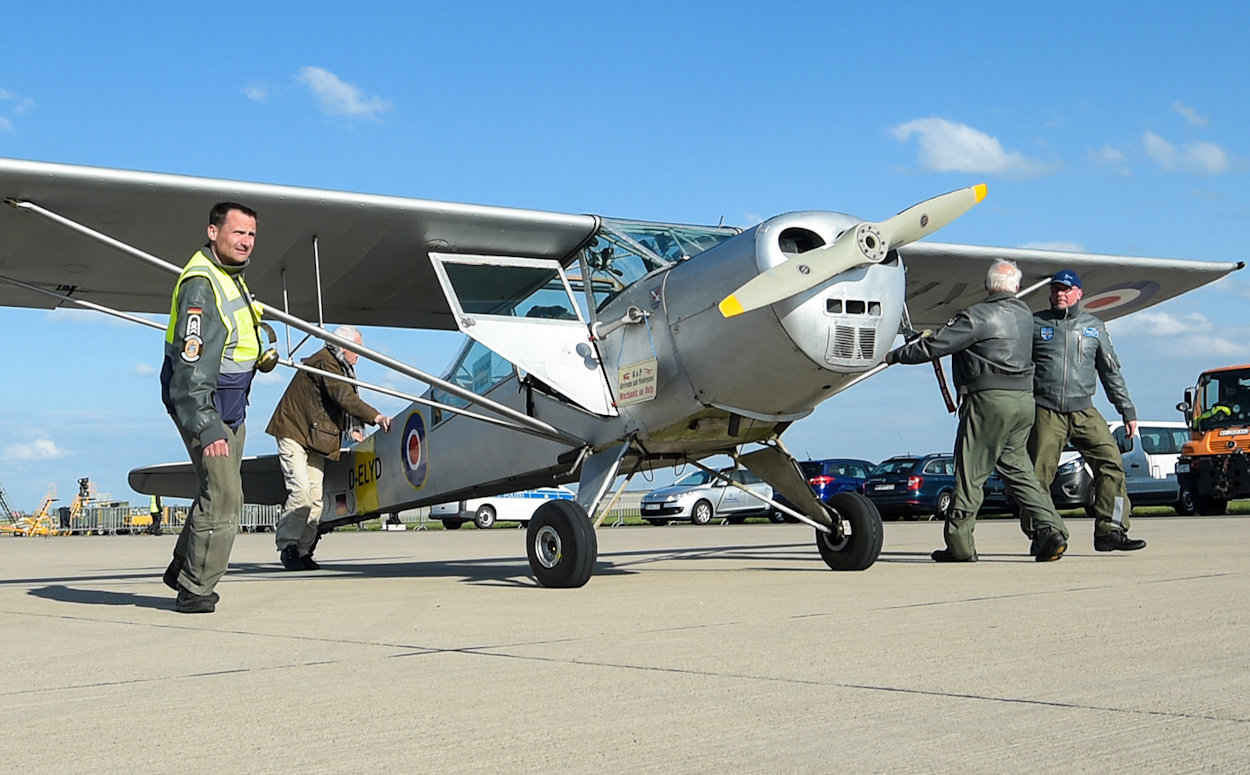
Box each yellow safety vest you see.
[164,249,264,374]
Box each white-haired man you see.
[266,325,391,570]
[885,259,1069,562]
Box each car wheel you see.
[768,509,787,524]
[815,492,883,571]
[933,490,953,521]
[1175,487,1197,516]
[526,500,597,588]
[473,504,497,530]
[1194,493,1228,516]
[691,499,714,526]
[442,519,464,530]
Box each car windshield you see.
[871,459,918,475]
[675,470,718,487]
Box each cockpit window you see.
[430,339,515,412]
[581,219,739,310]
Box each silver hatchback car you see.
[640,467,777,525]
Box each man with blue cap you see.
[1028,269,1147,552]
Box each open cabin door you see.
[430,252,617,417]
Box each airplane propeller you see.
[718,183,987,318]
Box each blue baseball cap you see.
[1050,269,1082,289]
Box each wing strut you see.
[5,198,587,447]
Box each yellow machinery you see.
[0,483,64,537]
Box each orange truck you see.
[1175,364,1250,514]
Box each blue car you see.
[864,454,956,520]
[773,458,875,521]
[800,458,875,499]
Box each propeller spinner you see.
[719,184,987,318]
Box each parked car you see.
[640,467,775,525]
[981,420,1194,515]
[774,458,875,520]
[430,485,576,529]
[863,454,956,520]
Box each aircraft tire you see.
[815,491,883,571]
[474,505,497,530]
[527,500,597,588]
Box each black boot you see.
[175,584,218,614]
[280,545,303,570]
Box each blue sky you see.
[1,1,1247,510]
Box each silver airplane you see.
[0,157,1240,586]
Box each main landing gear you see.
[526,499,597,588]
[814,491,883,571]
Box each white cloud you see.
[891,117,1051,179]
[133,362,156,377]
[243,82,269,102]
[3,439,68,461]
[1142,130,1229,175]
[1108,310,1213,337]
[296,66,392,121]
[1089,145,1131,176]
[1172,101,1208,127]
[0,116,12,135]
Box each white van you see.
[1109,420,1194,514]
[430,486,576,529]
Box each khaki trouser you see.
[274,436,326,556]
[170,423,245,596]
[1028,406,1130,538]
[947,390,1069,560]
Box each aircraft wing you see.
[898,241,1243,329]
[0,157,597,330]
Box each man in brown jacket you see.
[266,325,391,570]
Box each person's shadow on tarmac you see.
[28,585,170,610]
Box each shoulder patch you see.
[185,309,202,338]
[181,335,203,363]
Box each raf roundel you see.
[1082,280,1161,315]
[401,411,428,489]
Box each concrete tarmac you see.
[2,516,1248,774]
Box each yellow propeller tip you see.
[719,296,745,318]
[973,183,988,203]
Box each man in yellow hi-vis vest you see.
[160,201,261,614]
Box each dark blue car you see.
[864,453,956,520]
[773,458,876,521]
[800,458,875,500]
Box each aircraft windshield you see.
[581,219,738,310]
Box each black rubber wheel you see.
[934,490,953,521]
[442,519,464,530]
[473,504,497,530]
[768,509,787,524]
[526,500,597,588]
[815,491,883,571]
[690,499,714,526]
[1175,487,1197,516]
[1194,494,1228,516]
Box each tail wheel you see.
[526,500,597,588]
[815,492,883,571]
